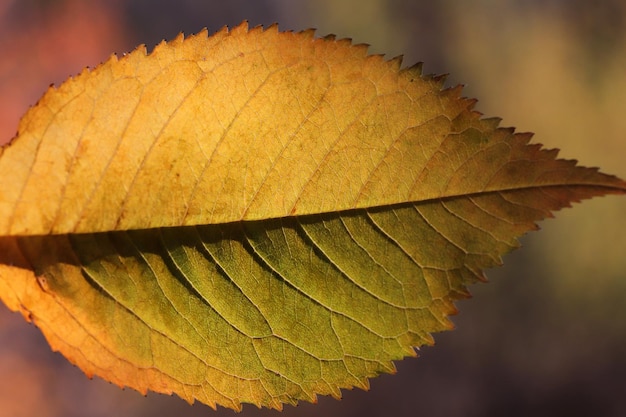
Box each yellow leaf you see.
[0,22,624,410]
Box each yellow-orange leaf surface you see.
[0,22,624,410]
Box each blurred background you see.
[1,0,625,416]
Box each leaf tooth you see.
[367,53,387,67]
[444,82,464,97]
[441,84,476,111]
[387,54,404,71]
[259,396,279,411]
[351,42,370,58]
[325,382,343,400]
[249,23,267,37]
[481,116,503,130]
[231,20,250,36]
[299,388,319,406]
[336,37,355,47]
[515,131,535,145]
[173,31,185,44]
[214,24,229,36]
[125,43,146,60]
[299,27,317,39]
[380,360,397,374]
[355,376,370,391]
[530,144,564,167]
[403,61,424,75]
[264,22,280,33]
[401,343,419,358]
[464,96,479,111]
[417,70,442,85]
[151,38,170,55]
[195,27,209,39]
[432,72,449,86]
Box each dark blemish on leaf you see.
[36,274,50,293]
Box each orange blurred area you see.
[0,1,625,417]
[0,0,129,145]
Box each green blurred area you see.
[0,1,625,416]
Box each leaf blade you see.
[0,22,624,410]
[2,22,623,235]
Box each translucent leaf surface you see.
[0,22,624,410]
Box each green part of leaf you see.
[10,185,596,408]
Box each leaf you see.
[0,22,624,410]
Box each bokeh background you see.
[1,1,625,416]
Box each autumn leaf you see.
[0,22,624,410]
